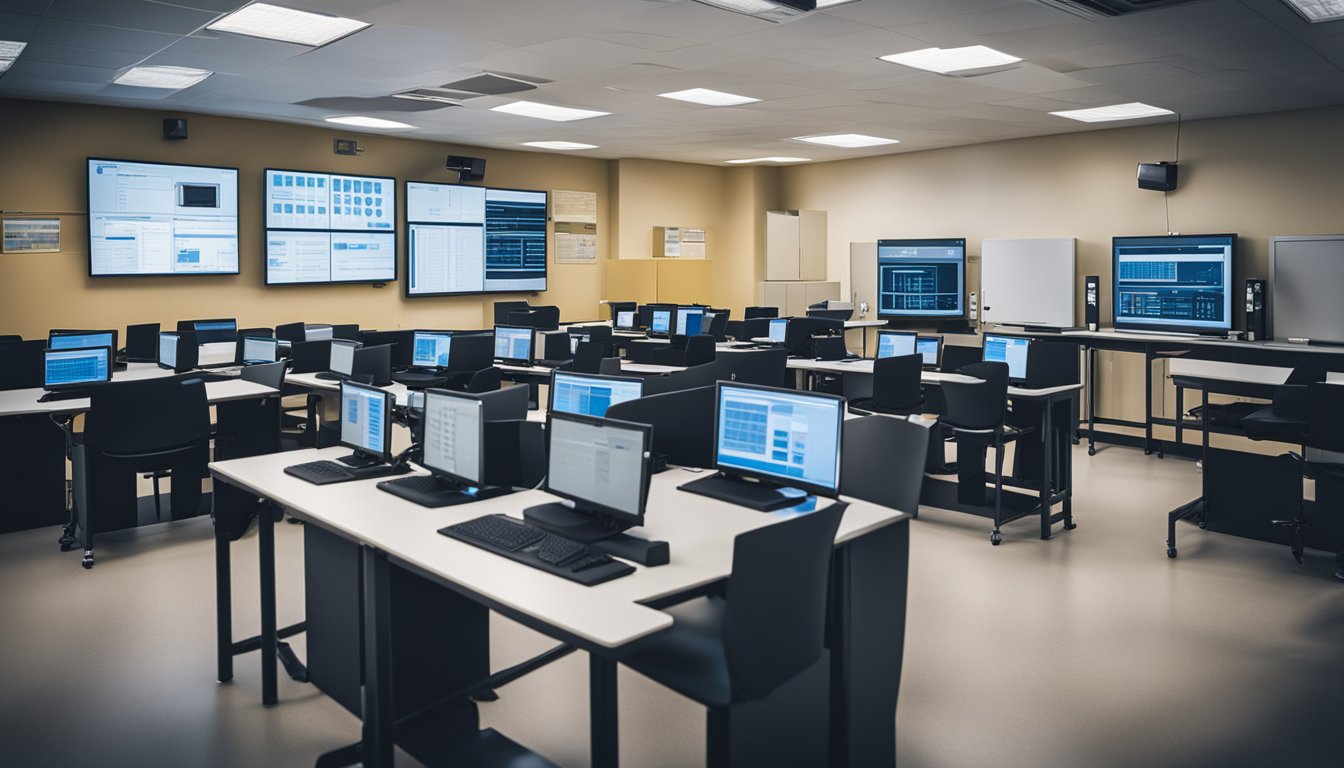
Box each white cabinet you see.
[765,210,826,281]
[760,280,841,316]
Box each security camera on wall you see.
[1137,161,1178,191]
[447,155,486,183]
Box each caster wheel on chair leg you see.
[1088,446,1096,456]
[990,532,1002,546]
[81,550,94,569]
[1167,547,1177,559]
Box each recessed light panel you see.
[879,45,1021,74]
[113,65,212,89]
[1049,102,1174,122]
[207,3,370,47]
[792,133,899,148]
[725,156,811,164]
[324,115,415,129]
[491,101,610,122]
[1280,0,1344,23]
[521,141,599,150]
[0,40,27,59]
[658,88,760,106]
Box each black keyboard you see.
[382,474,444,494]
[440,515,634,586]
[314,371,345,381]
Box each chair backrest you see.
[744,306,779,319]
[715,348,789,388]
[598,357,624,376]
[125,323,160,362]
[873,353,924,412]
[493,301,531,325]
[784,317,843,358]
[1286,364,1328,386]
[940,343,981,373]
[706,310,730,341]
[0,340,44,391]
[723,502,846,701]
[274,321,306,343]
[85,375,211,455]
[571,341,607,374]
[606,385,715,468]
[331,323,360,341]
[288,339,331,374]
[0,334,21,343]
[841,416,929,514]
[241,360,286,391]
[683,335,717,367]
[1306,383,1344,454]
[358,330,414,369]
[466,367,502,393]
[447,333,494,372]
[942,361,1009,431]
[813,336,848,361]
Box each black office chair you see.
[849,354,924,416]
[1239,365,1326,443]
[743,306,779,319]
[464,367,502,393]
[645,362,718,396]
[617,502,846,765]
[124,323,160,362]
[598,357,623,376]
[606,386,716,468]
[73,375,212,568]
[714,348,789,388]
[706,310,730,342]
[0,340,44,390]
[842,415,930,518]
[493,300,531,325]
[1279,383,1344,572]
[942,361,1034,545]
[812,336,849,361]
[569,341,608,374]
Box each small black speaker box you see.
[1245,278,1267,341]
[1137,162,1177,191]
[163,118,188,140]
[1084,275,1100,331]
[446,155,486,182]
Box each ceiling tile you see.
[46,0,218,36]
[29,18,181,54]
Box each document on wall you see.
[552,190,597,224]
[2,218,61,253]
[555,221,598,263]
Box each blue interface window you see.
[551,373,644,417]
[983,335,1030,380]
[341,386,386,454]
[45,349,109,386]
[51,332,114,350]
[876,332,916,359]
[412,332,452,368]
[494,327,532,360]
[651,311,671,334]
[916,338,940,366]
[768,319,788,342]
[716,386,841,491]
[677,308,704,336]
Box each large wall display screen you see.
[405,181,547,296]
[264,168,396,285]
[1113,234,1235,335]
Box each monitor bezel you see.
[614,309,639,331]
[712,381,845,498]
[875,237,967,319]
[87,157,241,278]
[410,330,454,370]
[547,369,646,417]
[981,332,1032,383]
[543,411,653,528]
[915,335,943,368]
[767,317,790,343]
[42,345,114,391]
[492,324,534,366]
[262,166,399,287]
[190,318,237,344]
[874,329,917,359]
[48,329,119,357]
[338,379,394,463]
[328,338,361,376]
[1111,233,1237,336]
[418,387,485,487]
[646,308,675,339]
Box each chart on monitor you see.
[406,181,548,296]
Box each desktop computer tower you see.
[1245,278,1267,341]
[1084,275,1100,331]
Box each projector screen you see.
[87,158,240,277]
[264,168,397,285]
[405,181,548,296]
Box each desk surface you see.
[210,447,907,649]
[783,358,1083,398]
[0,363,278,417]
[1058,328,1344,356]
[286,371,415,404]
[1168,358,1344,387]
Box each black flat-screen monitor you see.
[543,412,652,527]
[404,181,548,296]
[264,168,397,285]
[1112,234,1235,335]
[43,346,112,391]
[549,371,645,418]
[339,380,393,463]
[982,333,1031,382]
[712,382,843,498]
[875,330,916,359]
[877,238,966,318]
[87,158,240,276]
[419,388,484,487]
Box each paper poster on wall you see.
[2,218,61,253]
[556,221,598,263]
[552,190,597,224]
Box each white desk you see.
[0,364,278,418]
[1168,358,1344,387]
[286,371,413,404]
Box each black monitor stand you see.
[337,451,384,468]
[523,502,669,566]
[679,472,812,512]
[379,475,512,508]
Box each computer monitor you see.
[241,337,278,365]
[767,318,788,343]
[675,306,705,336]
[1112,234,1235,335]
[649,308,673,336]
[915,335,942,368]
[876,238,966,318]
[615,310,637,330]
[158,332,180,370]
[411,331,453,369]
[420,388,484,487]
[493,325,533,365]
[541,412,652,529]
[305,324,335,342]
[330,339,360,377]
[43,346,112,391]
[549,371,645,418]
[982,333,1031,382]
[192,319,236,344]
[49,330,118,354]
[875,330,917,359]
[713,382,843,498]
[339,379,393,463]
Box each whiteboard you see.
[981,238,1075,328]
[1269,234,1344,344]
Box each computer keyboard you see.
[314,371,345,381]
[439,514,633,586]
[533,359,566,368]
[284,460,354,483]
[381,474,444,494]
[450,514,545,551]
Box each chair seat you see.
[847,398,921,417]
[945,423,1033,443]
[618,597,732,708]
[1240,406,1308,441]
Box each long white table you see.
[210,448,910,767]
[0,362,277,418]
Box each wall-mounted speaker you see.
[446,155,486,182]
[162,118,188,140]
[1084,275,1100,331]
[1245,278,1267,341]
[1137,161,1177,191]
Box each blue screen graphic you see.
[50,332,114,350]
[340,385,387,455]
[715,385,841,492]
[651,311,672,334]
[45,348,110,387]
[551,373,644,417]
[916,337,940,366]
[412,332,452,368]
[982,335,1030,380]
[876,332,916,359]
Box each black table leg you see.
[216,517,233,683]
[590,655,619,768]
[362,547,395,767]
[259,501,278,705]
[1064,392,1077,530]
[1175,384,1184,449]
[1144,345,1155,455]
[1040,395,1053,540]
[1087,347,1097,456]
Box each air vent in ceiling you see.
[1032,0,1207,20]
[391,88,474,105]
[440,72,540,96]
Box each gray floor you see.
[1,444,1341,768]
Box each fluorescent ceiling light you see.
[792,133,899,148]
[113,65,212,89]
[815,0,860,6]
[0,40,27,58]
[207,3,370,47]
[491,100,609,122]
[0,59,12,73]
[692,0,814,23]
[726,156,811,164]
[879,45,1021,74]
[658,88,760,106]
[522,141,598,150]
[324,115,415,130]
[1279,0,1344,23]
[1049,102,1174,122]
